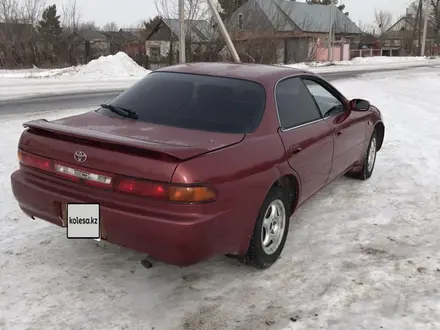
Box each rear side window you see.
[276,77,322,129]
[102,72,266,134]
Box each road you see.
[1,64,439,116]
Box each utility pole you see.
[328,3,332,61]
[421,0,429,56]
[206,0,241,63]
[179,0,185,63]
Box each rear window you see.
[99,71,266,134]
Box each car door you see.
[301,77,366,182]
[276,77,333,204]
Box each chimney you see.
[406,8,412,17]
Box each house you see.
[380,12,440,56]
[358,33,381,49]
[0,22,36,44]
[67,30,110,64]
[102,29,144,60]
[145,18,217,69]
[348,33,382,58]
[226,0,363,63]
[0,22,37,68]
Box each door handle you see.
[289,146,302,155]
[336,131,342,136]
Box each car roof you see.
[155,62,314,85]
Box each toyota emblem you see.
[74,151,87,163]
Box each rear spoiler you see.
[22,119,208,161]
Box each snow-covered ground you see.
[0,52,150,101]
[0,52,150,79]
[1,67,440,329]
[288,55,435,70]
[1,54,440,101]
[0,78,139,101]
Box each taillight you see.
[18,150,52,172]
[18,150,217,203]
[168,186,216,203]
[115,178,167,198]
[115,177,216,203]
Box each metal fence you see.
[349,48,401,59]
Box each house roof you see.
[382,15,437,39]
[360,33,379,44]
[0,22,36,42]
[162,19,216,42]
[102,29,138,42]
[254,0,362,34]
[75,29,108,41]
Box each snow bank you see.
[0,52,150,80]
[65,52,150,79]
[1,55,437,81]
[2,67,440,329]
[0,78,139,101]
[284,55,440,72]
[349,55,428,64]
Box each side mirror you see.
[349,98,370,111]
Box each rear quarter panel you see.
[171,133,296,254]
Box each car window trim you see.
[299,75,349,118]
[274,75,324,132]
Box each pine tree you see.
[37,5,62,62]
[37,5,62,39]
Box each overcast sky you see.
[49,0,415,29]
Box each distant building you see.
[380,12,440,56]
[145,18,217,69]
[67,30,110,64]
[226,0,363,63]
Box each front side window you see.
[100,72,266,134]
[276,77,322,129]
[302,79,344,117]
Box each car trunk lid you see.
[19,110,244,182]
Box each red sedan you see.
[10,63,385,269]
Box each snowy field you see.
[0,52,150,79]
[1,67,440,330]
[0,52,150,101]
[1,54,440,101]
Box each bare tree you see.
[358,20,375,34]
[21,0,46,24]
[61,0,82,32]
[102,21,119,31]
[0,0,45,23]
[374,9,392,34]
[79,20,99,31]
[429,0,440,41]
[154,0,210,21]
[0,0,20,22]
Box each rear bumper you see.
[10,169,245,267]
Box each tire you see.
[354,129,378,180]
[245,186,291,269]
